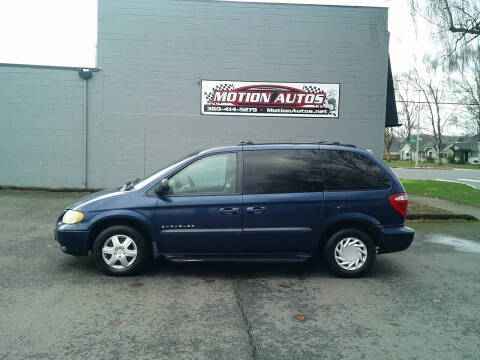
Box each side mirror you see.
[156,178,170,195]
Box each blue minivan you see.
[55,142,414,277]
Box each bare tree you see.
[410,69,452,162]
[384,127,397,162]
[451,56,480,136]
[395,73,423,162]
[410,0,480,69]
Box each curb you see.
[406,213,478,221]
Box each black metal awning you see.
[385,57,400,127]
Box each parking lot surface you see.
[1,190,479,360]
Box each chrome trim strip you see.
[161,227,311,233]
[161,228,242,233]
[244,227,312,232]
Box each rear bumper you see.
[377,226,414,254]
[54,227,90,256]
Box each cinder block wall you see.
[89,0,389,187]
[0,66,86,188]
[1,1,389,188]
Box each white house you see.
[400,141,438,162]
[443,138,480,164]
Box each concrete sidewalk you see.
[409,194,480,220]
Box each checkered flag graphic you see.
[302,85,324,93]
[204,83,235,103]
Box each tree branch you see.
[443,0,455,26]
[448,26,480,36]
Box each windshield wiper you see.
[122,178,139,191]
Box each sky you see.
[0,0,433,76]
[0,0,97,68]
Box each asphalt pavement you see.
[1,190,480,360]
[392,167,480,189]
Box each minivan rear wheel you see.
[323,228,376,277]
[93,225,149,276]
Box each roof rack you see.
[238,141,356,148]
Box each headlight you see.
[62,210,85,224]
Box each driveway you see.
[392,168,480,189]
[1,190,479,359]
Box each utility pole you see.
[415,89,421,168]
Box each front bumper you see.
[377,226,414,254]
[54,226,90,256]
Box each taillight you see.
[389,193,408,216]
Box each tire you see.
[323,228,376,278]
[93,225,150,276]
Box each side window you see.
[244,150,323,194]
[168,153,237,195]
[321,150,390,190]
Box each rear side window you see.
[244,150,323,194]
[320,150,390,190]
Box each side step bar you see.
[163,253,312,263]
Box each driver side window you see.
[168,152,237,196]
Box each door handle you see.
[219,207,240,215]
[246,206,266,215]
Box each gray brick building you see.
[0,0,395,189]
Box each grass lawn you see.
[384,160,480,170]
[401,179,480,207]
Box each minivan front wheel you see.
[93,225,149,276]
[323,229,376,277]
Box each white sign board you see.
[201,81,339,117]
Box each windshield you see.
[132,151,199,190]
